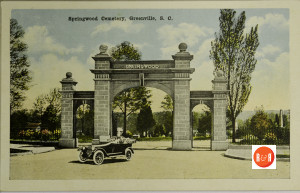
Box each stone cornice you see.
[90,68,195,74]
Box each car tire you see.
[125,148,132,161]
[93,150,105,165]
[78,151,87,163]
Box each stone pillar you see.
[172,43,193,150]
[91,45,112,143]
[211,71,228,150]
[59,72,77,148]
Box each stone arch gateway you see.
[59,43,229,150]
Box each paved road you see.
[10,141,289,180]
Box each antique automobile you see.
[78,136,136,165]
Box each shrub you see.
[41,129,52,141]
[264,132,277,144]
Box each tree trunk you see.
[232,116,236,143]
[123,102,127,137]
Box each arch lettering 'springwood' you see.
[59,43,229,150]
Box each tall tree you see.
[160,95,174,137]
[110,41,141,61]
[33,88,62,122]
[137,103,156,137]
[161,95,173,112]
[10,18,32,113]
[111,41,151,136]
[210,9,259,142]
[113,87,152,136]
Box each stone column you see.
[59,72,77,148]
[91,45,112,143]
[211,71,228,150]
[172,43,193,150]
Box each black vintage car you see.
[78,136,136,165]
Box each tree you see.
[10,18,32,113]
[250,106,270,140]
[10,109,29,138]
[76,104,94,137]
[137,104,156,137]
[197,110,212,136]
[111,41,151,136]
[110,41,141,61]
[33,88,62,122]
[161,95,173,111]
[210,9,259,142]
[41,104,61,131]
[113,87,152,136]
[160,95,174,136]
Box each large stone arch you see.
[59,43,228,151]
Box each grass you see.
[277,154,290,158]
[77,135,93,143]
[193,136,211,140]
[136,137,172,141]
[136,136,211,141]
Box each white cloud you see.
[91,20,144,36]
[246,13,289,32]
[157,23,213,46]
[190,38,215,90]
[190,60,214,91]
[24,25,83,55]
[245,52,289,110]
[256,44,281,58]
[24,54,94,109]
[157,23,214,58]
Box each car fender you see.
[93,148,108,157]
[127,147,134,154]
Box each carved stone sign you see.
[125,64,159,69]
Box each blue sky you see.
[12,9,289,111]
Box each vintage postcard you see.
[1,1,300,191]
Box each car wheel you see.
[93,150,105,165]
[78,151,87,163]
[125,149,132,161]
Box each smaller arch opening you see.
[75,103,94,142]
[192,104,211,149]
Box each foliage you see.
[161,95,173,111]
[197,110,212,136]
[10,109,29,135]
[33,88,62,122]
[250,106,271,140]
[75,104,94,137]
[236,107,290,145]
[78,135,93,143]
[136,136,172,141]
[113,87,152,136]
[137,105,156,137]
[264,132,277,144]
[16,129,61,141]
[10,18,32,112]
[126,130,133,137]
[41,104,61,131]
[210,9,259,142]
[153,111,173,137]
[111,41,151,136]
[110,41,141,61]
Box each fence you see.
[228,126,290,145]
[10,129,61,142]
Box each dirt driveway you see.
[10,141,289,180]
